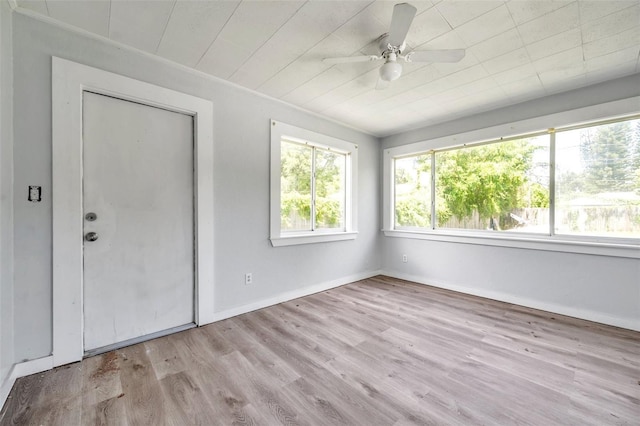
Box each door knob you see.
[85,212,97,221]
[85,232,99,242]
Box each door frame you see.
[52,57,215,367]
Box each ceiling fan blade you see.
[376,78,390,90]
[387,3,417,47]
[405,49,466,63]
[323,55,381,64]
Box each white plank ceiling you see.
[15,0,640,136]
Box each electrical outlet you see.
[402,254,408,263]
[245,273,253,285]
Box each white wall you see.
[381,74,640,331]
[11,13,381,361]
[1,0,15,382]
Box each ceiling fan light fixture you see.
[380,59,402,81]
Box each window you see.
[555,120,640,238]
[384,110,640,255]
[394,154,432,229]
[280,140,346,232]
[434,135,550,233]
[270,120,357,246]
[393,135,551,234]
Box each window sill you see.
[382,229,639,259]
[271,231,358,247]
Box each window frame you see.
[382,97,640,259]
[270,120,358,247]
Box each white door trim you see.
[52,57,214,367]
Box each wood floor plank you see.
[2,275,639,425]
[144,335,187,381]
[447,360,572,425]
[159,371,219,426]
[169,335,253,424]
[233,313,326,379]
[299,368,398,425]
[270,304,359,357]
[466,340,576,394]
[91,394,128,426]
[282,377,352,425]
[0,373,46,425]
[81,351,124,410]
[323,351,449,425]
[118,344,166,426]
[0,363,83,426]
[224,318,301,387]
[35,364,83,425]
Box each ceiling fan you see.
[323,3,465,89]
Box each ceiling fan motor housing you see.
[379,35,406,56]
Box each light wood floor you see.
[1,276,639,425]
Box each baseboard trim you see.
[0,356,54,410]
[0,365,16,410]
[211,270,382,322]
[381,270,640,332]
